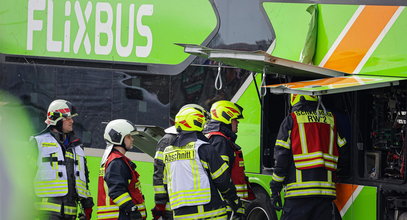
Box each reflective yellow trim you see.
[338,134,347,147]
[296,169,302,182]
[154,185,166,194]
[42,142,57,147]
[113,192,132,206]
[298,123,308,154]
[212,162,228,180]
[155,151,164,160]
[272,173,285,182]
[221,155,229,163]
[65,151,74,159]
[174,207,227,220]
[276,139,290,149]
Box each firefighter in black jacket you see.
[203,100,255,218]
[151,104,210,220]
[97,119,146,220]
[34,99,94,220]
[270,94,347,220]
[162,105,243,219]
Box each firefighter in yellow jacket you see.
[270,94,347,220]
[163,105,243,219]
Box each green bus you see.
[1,0,407,219]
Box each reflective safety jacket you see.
[34,132,90,198]
[97,150,146,219]
[206,131,251,200]
[163,132,236,220]
[163,139,211,209]
[271,103,347,199]
[153,132,177,213]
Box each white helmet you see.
[104,119,137,145]
[45,99,78,126]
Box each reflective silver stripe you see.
[276,139,290,149]
[113,192,132,206]
[174,207,227,220]
[298,123,308,153]
[296,169,302,182]
[329,127,334,155]
[97,211,119,219]
[338,134,347,147]
[272,173,285,182]
[97,205,119,211]
[286,181,335,189]
[170,189,211,208]
[155,151,164,160]
[154,185,166,193]
[212,162,228,179]
[37,202,61,212]
[64,205,77,215]
[285,189,336,197]
[220,155,229,163]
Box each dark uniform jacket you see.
[270,101,346,200]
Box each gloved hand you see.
[270,190,282,211]
[84,208,92,220]
[151,204,166,220]
[270,181,283,211]
[128,206,142,220]
[227,198,243,213]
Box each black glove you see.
[128,206,142,220]
[270,191,282,211]
[227,198,243,213]
[270,181,283,211]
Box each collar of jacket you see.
[49,129,80,148]
[172,131,208,147]
[204,120,237,142]
[291,100,319,112]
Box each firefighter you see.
[34,99,94,220]
[162,106,243,219]
[203,100,255,218]
[270,94,347,220]
[151,104,210,220]
[97,119,146,220]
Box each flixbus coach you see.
[1,0,406,220]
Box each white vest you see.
[34,133,90,198]
[163,139,211,209]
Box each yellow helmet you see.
[290,94,318,106]
[175,106,207,131]
[210,100,243,124]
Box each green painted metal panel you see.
[342,186,377,220]
[360,9,407,77]
[235,74,262,173]
[0,0,216,65]
[262,2,312,61]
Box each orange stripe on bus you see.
[334,183,358,211]
[323,6,400,73]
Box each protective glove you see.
[227,198,243,213]
[84,208,92,220]
[270,181,283,211]
[151,204,166,220]
[270,190,282,211]
[128,206,142,220]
